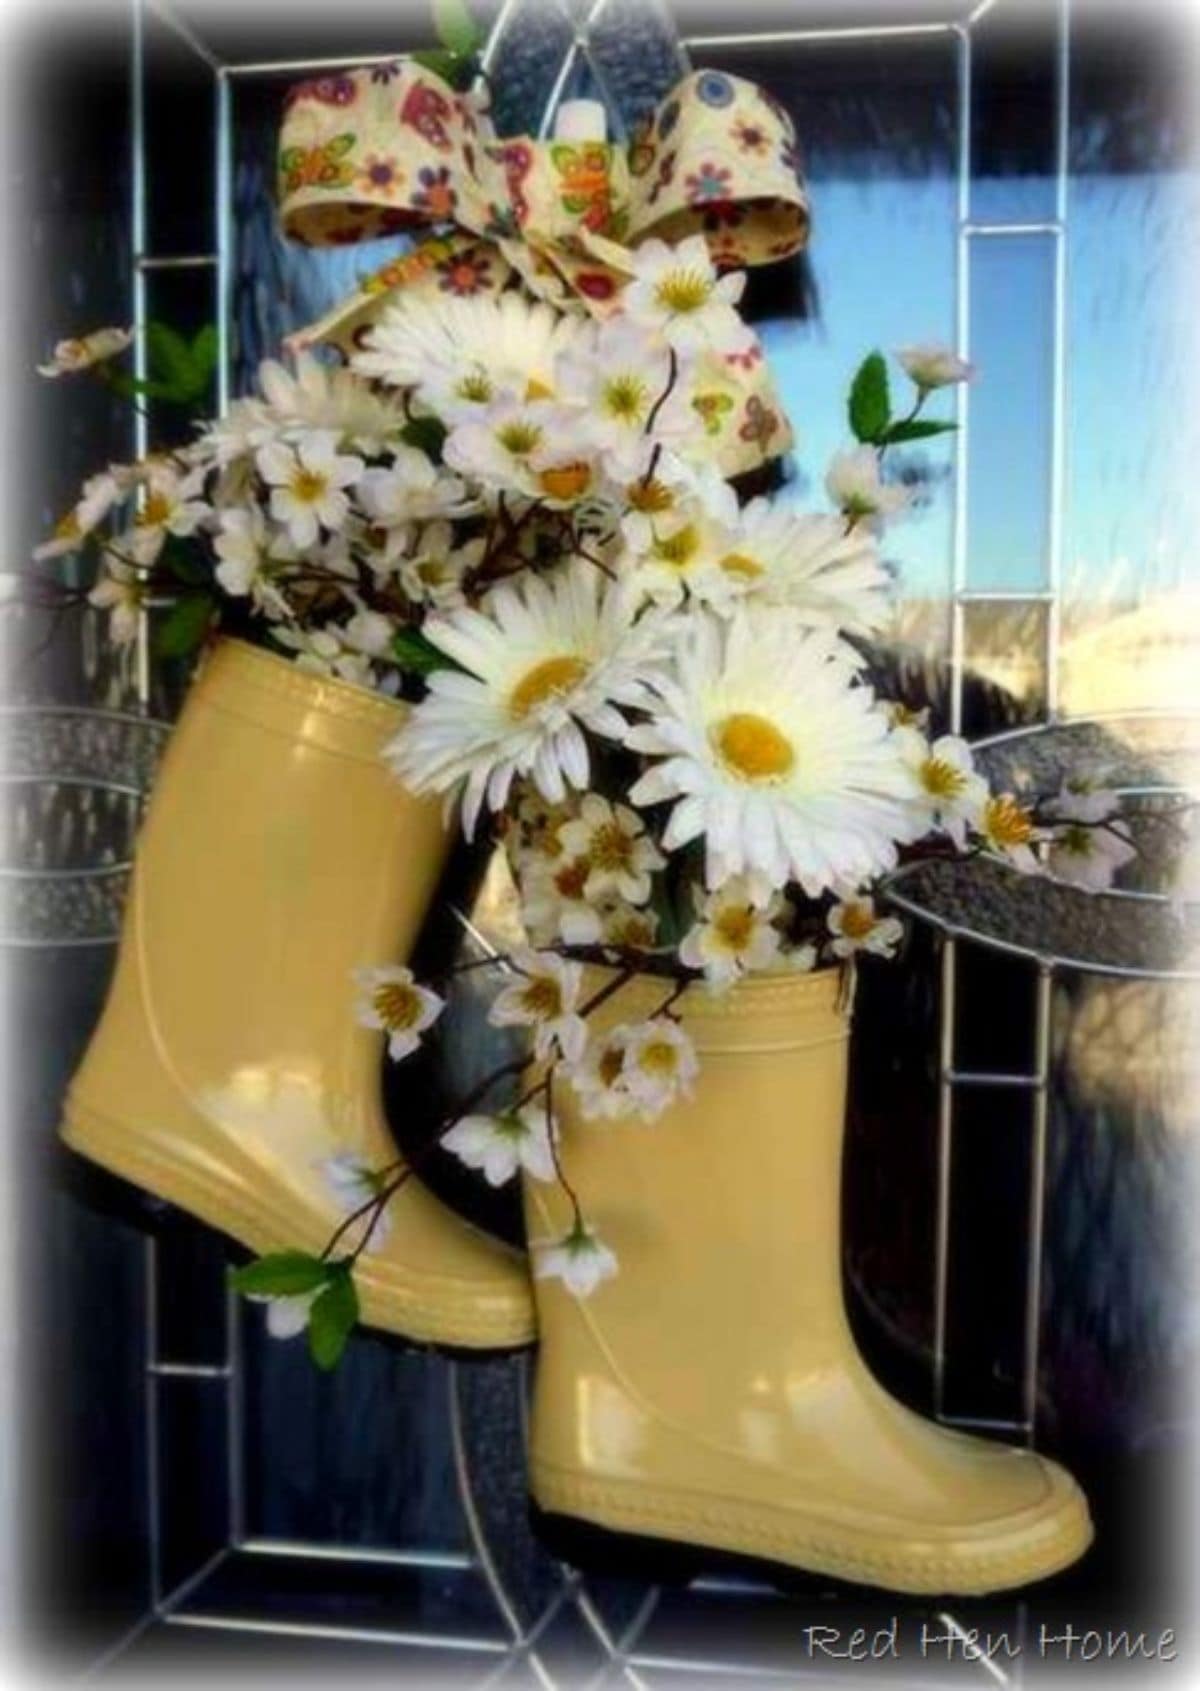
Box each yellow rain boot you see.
[525,967,1092,1593]
[63,637,535,1351]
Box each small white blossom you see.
[825,446,910,527]
[353,965,444,1061]
[533,1225,618,1298]
[213,508,292,616]
[827,896,904,959]
[317,1151,392,1249]
[488,949,587,1063]
[895,342,974,390]
[1043,774,1121,826]
[557,794,664,906]
[978,793,1040,872]
[37,325,134,378]
[896,727,987,847]
[129,465,209,566]
[621,1016,699,1121]
[442,1101,557,1187]
[679,873,786,987]
[1046,820,1136,891]
[248,1289,320,1340]
[258,431,364,549]
[622,236,753,358]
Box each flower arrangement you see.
[37,219,1135,1362]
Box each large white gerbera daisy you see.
[713,500,892,634]
[352,292,586,423]
[257,353,409,454]
[387,560,668,836]
[625,607,922,893]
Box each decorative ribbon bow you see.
[278,60,811,475]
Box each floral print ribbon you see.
[278,60,810,477]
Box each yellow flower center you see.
[714,904,756,951]
[712,712,796,783]
[497,420,543,456]
[720,551,764,580]
[457,371,494,403]
[289,468,328,503]
[54,510,82,541]
[525,377,554,401]
[373,981,422,1030]
[590,822,634,872]
[626,477,675,515]
[984,794,1034,849]
[521,976,563,1019]
[1060,823,1093,857]
[839,902,877,942]
[921,756,967,800]
[603,375,648,421]
[608,911,655,949]
[637,1039,680,1077]
[654,269,713,314]
[137,491,173,527]
[537,462,591,502]
[652,524,700,569]
[509,655,589,720]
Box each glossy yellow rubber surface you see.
[525,967,1093,1593]
[63,637,535,1351]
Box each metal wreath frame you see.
[56,0,1153,1682]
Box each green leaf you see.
[228,1251,331,1297]
[392,626,464,677]
[848,351,892,445]
[147,321,197,387]
[189,324,219,382]
[307,1269,359,1370]
[431,0,482,57]
[878,417,958,445]
[400,415,448,460]
[154,592,216,659]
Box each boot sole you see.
[529,1463,1094,1597]
[62,1092,536,1356]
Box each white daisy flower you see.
[388,560,667,837]
[353,965,444,1061]
[617,449,733,555]
[557,793,664,906]
[622,236,753,357]
[978,792,1040,872]
[88,556,145,645]
[895,342,974,391]
[442,1100,558,1188]
[711,500,892,634]
[341,606,395,658]
[129,464,208,566]
[35,510,89,561]
[317,1150,392,1248]
[825,446,910,528]
[354,291,585,421]
[488,949,587,1063]
[256,351,408,453]
[596,900,660,953]
[896,727,988,847]
[1046,820,1136,891]
[257,431,364,549]
[827,896,904,959]
[626,607,922,895]
[621,1017,699,1121]
[678,872,786,987]
[532,1224,618,1298]
[38,325,133,378]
